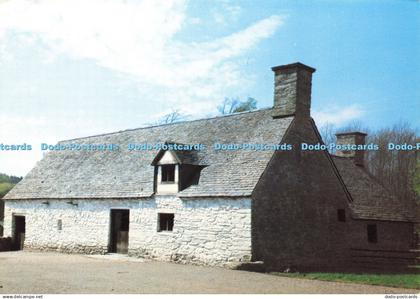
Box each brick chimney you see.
[335,132,367,166]
[271,62,316,118]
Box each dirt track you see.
[0,251,417,294]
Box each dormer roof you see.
[151,142,202,166]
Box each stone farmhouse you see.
[2,62,417,270]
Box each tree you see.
[154,109,188,125]
[366,122,418,205]
[319,122,336,147]
[324,121,418,205]
[0,173,22,185]
[233,97,257,113]
[0,173,22,198]
[320,121,419,205]
[319,121,370,153]
[0,182,14,199]
[336,121,371,136]
[414,156,420,197]
[217,97,257,115]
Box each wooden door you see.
[109,209,129,254]
[13,215,25,250]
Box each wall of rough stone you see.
[251,117,415,271]
[251,118,355,270]
[3,197,251,266]
[335,133,366,166]
[348,219,414,251]
[272,64,314,118]
[0,199,4,236]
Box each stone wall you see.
[271,63,315,118]
[348,219,414,251]
[252,118,357,270]
[3,196,251,266]
[335,132,367,166]
[252,119,350,270]
[0,199,4,236]
[251,117,415,271]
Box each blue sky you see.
[0,0,419,176]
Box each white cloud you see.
[0,0,284,175]
[0,115,49,177]
[313,105,365,127]
[0,0,283,114]
[0,112,124,176]
[212,0,242,25]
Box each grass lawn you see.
[271,272,420,289]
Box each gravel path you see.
[0,251,417,294]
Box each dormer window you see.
[161,165,175,183]
[152,150,180,194]
[151,142,205,195]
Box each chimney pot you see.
[335,132,367,166]
[271,62,316,118]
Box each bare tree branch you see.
[217,97,257,115]
[150,109,189,126]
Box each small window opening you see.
[57,219,62,231]
[161,165,175,182]
[158,213,174,232]
[337,209,346,222]
[367,224,377,243]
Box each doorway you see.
[13,215,25,250]
[109,209,129,254]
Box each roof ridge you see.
[309,119,354,204]
[59,107,273,143]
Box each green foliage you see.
[0,182,14,198]
[0,173,22,184]
[272,272,420,289]
[0,173,22,198]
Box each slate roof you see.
[4,107,415,224]
[332,156,416,222]
[5,109,293,199]
[151,143,201,166]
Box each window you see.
[57,219,62,231]
[161,165,175,183]
[337,209,346,222]
[158,213,174,232]
[367,224,377,243]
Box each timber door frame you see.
[12,214,26,250]
[108,209,130,254]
